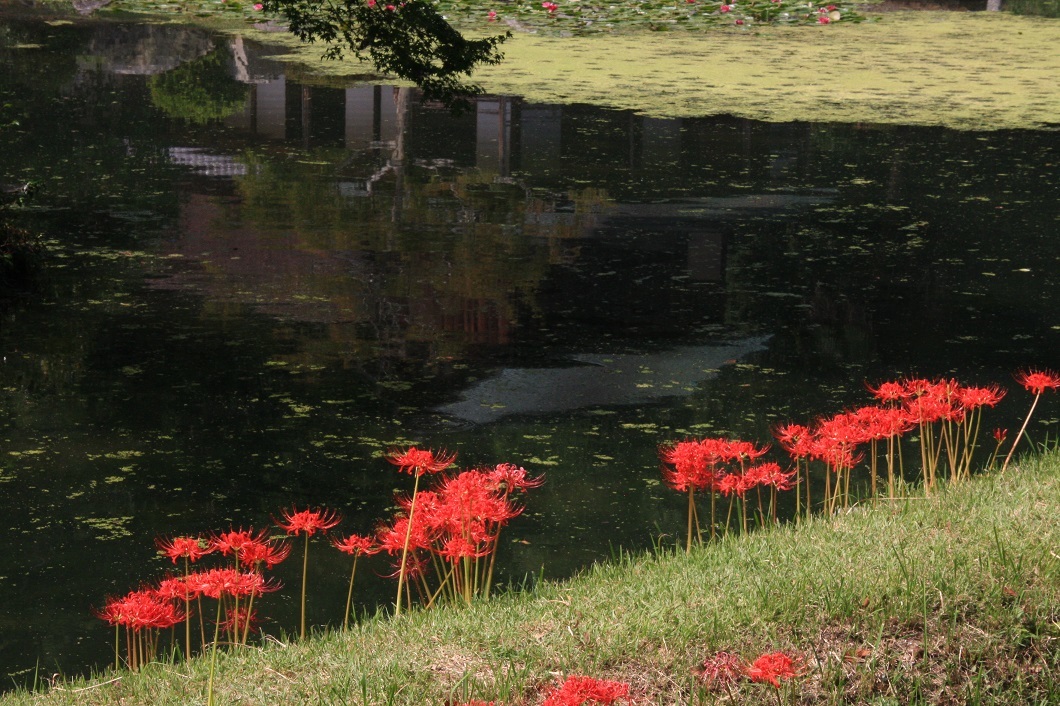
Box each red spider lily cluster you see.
[378,459,543,608]
[455,674,630,706]
[697,650,805,703]
[541,675,630,705]
[95,446,540,680]
[99,528,289,674]
[94,587,185,671]
[662,368,1057,540]
[659,437,788,549]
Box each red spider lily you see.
[541,1,558,11]
[218,607,259,641]
[275,507,339,639]
[387,449,451,615]
[377,511,434,555]
[238,538,291,570]
[332,533,380,556]
[210,527,271,563]
[715,472,753,498]
[660,439,714,492]
[959,384,1006,409]
[456,702,496,706]
[333,533,381,629]
[744,651,805,688]
[774,423,811,457]
[747,462,796,491]
[696,650,744,694]
[729,439,770,463]
[95,588,184,632]
[434,471,522,535]
[386,446,455,476]
[1002,368,1060,473]
[156,535,213,564]
[807,413,868,513]
[275,506,342,537]
[993,428,1008,443]
[661,438,752,548]
[1014,368,1060,395]
[488,462,544,493]
[187,568,277,600]
[541,675,630,706]
[155,575,198,602]
[157,535,217,664]
[866,379,905,403]
[438,535,491,562]
[95,588,186,671]
[774,422,819,520]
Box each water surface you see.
[0,14,1057,686]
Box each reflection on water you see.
[439,338,772,424]
[0,14,1058,686]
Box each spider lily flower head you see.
[156,535,213,564]
[488,462,544,493]
[958,383,1006,409]
[210,527,270,557]
[659,438,736,491]
[187,568,280,600]
[332,533,380,556]
[541,675,630,706]
[435,470,522,531]
[993,428,1008,443]
[714,471,754,498]
[438,535,491,563]
[239,538,291,569]
[866,379,905,403]
[95,588,185,631]
[727,439,769,462]
[695,650,744,691]
[377,514,433,554]
[1014,368,1060,395]
[155,575,199,602]
[275,506,342,537]
[386,446,456,476]
[743,651,805,688]
[747,462,797,491]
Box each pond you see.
[0,12,1058,688]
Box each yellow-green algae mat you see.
[266,12,1060,130]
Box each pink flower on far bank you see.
[487,9,497,19]
[253,2,262,9]
[817,15,830,22]
[719,3,732,10]
[542,1,558,11]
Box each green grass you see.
[6,448,1059,704]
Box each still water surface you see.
[0,14,1058,685]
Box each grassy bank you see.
[240,10,1060,129]
[30,0,1060,129]
[6,448,1059,705]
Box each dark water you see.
[1,13,1058,687]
